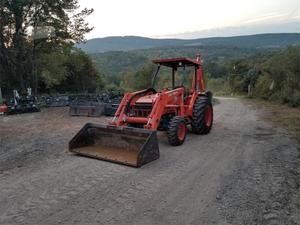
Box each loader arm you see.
[111,88,157,126]
[145,88,185,130]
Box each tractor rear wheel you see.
[191,96,213,134]
[167,116,187,146]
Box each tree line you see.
[207,46,300,107]
[1,1,298,107]
[0,0,104,95]
[111,46,299,107]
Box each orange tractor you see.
[69,55,213,167]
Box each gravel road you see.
[0,98,299,225]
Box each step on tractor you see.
[69,55,213,167]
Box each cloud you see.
[243,13,287,24]
[79,0,300,39]
[157,21,300,39]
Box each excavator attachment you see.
[69,104,105,117]
[69,123,160,167]
[69,96,105,117]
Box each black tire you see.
[191,96,213,134]
[32,106,40,112]
[167,116,187,146]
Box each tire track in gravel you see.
[0,98,299,225]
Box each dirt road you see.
[0,98,299,225]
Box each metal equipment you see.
[69,124,159,167]
[70,56,213,167]
[69,95,105,117]
[8,88,40,114]
[104,97,122,116]
[43,95,70,107]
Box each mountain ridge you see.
[78,33,300,54]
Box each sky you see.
[79,0,300,39]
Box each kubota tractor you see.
[69,55,213,167]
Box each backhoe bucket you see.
[69,123,160,167]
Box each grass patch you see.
[245,99,300,211]
[246,99,300,152]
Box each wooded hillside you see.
[0,0,104,95]
[78,33,300,53]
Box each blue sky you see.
[79,0,300,39]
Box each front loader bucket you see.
[69,123,160,167]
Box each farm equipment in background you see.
[68,92,123,117]
[43,95,70,107]
[0,88,8,115]
[103,94,123,116]
[8,88,40,114]
[104,102,119,116]
[69,55,213,167]
[69,95,105,117]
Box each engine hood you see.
[135,93,159,104]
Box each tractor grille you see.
[130,103,152,118]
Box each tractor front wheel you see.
[167,116,187,146]
[191,97,213,134]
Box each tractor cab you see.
[130,57,206,117]
[152,57,205,92]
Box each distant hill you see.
[90,45,272,86]
[78,33,300,53]
[78,36,185,53]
